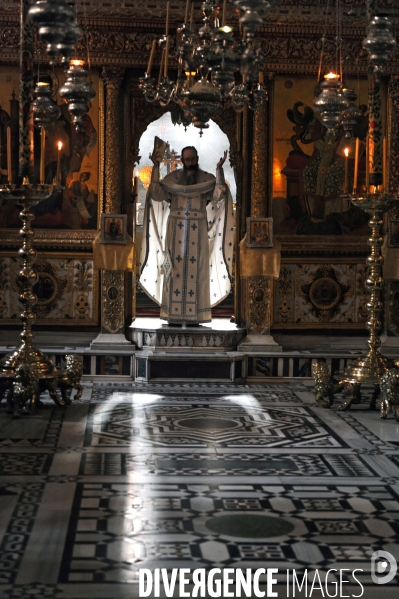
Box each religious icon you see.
[272,76,370,237]
[246,217,273,248]
[100,214,127,245]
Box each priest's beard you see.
[180,164,199,185]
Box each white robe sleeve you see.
[207,167,235,306]
[139,165,170,305]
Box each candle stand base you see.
[313,191,398,412]
[0,182,69,416]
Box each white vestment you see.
[139,167,235,323]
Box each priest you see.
[139,144,234,325]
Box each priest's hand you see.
[217,150,228,169]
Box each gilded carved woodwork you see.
[101,67,125,215]
[380,364,399,421]
[242,276,271,335]
[387,77,399,193]
[101,269,125,334]
[241,107,250,239]
[2,4,398,73]
[19,0,34,180]
[386,280,399,337]
[273,261,369,328]
[0,230,98,251]
[251,99,268,218]
[0,254,98,326]
[99,77,105,215]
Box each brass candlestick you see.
[0,182,62,409]
[338,190,398,408]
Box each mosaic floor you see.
[0,381,399,598]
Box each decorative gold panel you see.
[241,276,271,335]
[0,253,98,326]
[273,261,368,329]
[101,269,125,334]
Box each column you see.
[102,67,125,214]
[239,79,280,349]
[19,0,34,180]
[383,76,399,339]
[91,67,132,350]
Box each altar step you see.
[1,330,398,381]
[0,348,385,382]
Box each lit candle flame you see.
[37,81,50,87]
[344,148,349,157]
[70,59,85,66]
[58,141,63,151]
[324,72,339,80]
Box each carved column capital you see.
[101,67,125,87]
[102,66,125,214]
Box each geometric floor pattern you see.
[0,381,398,598]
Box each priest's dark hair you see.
[181,146,198,158]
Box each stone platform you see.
[1,328,398,382]
[127,317,246,352]
[128,318,247,381]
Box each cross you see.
[191,223,197,231]
[190,256,196,264]
[174,289,181,296]
[188,290,194,297]
[176,255,182,262]
[178,221,184,229]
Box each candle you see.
[222,0,227,26]
[344,147,349,194]
[40,126,46,184]
[190,2,194,30]
[56,141,63,182]
[184,0,190,24]
[146,39,156,75]
[383,136,387,193]
[158,49,165,83]
[353,137,359,192]
[258,70,264,84]
[134,173,139,198]
[164,35,170,78]
[365,135,369,191]
[70,59,85,67]
[165,1,170,36]
[7,126,12,183]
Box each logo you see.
[371,550,397,585]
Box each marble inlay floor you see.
[0,381,398,598]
